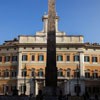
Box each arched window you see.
[58,69,63,77]
[85,69,90,78]
[93,70,98,78]
[31,69,35,77]
[74,69,80,78]
[66,68,71,77]
[38,69,43,77]
[22,68,27,77]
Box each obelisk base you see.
[43,87,60,96]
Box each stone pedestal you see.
[68,96,84,100]
[43,87,60,96]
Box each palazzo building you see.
[0,14,100,96]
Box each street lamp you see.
[76,65,80,96]
[23,64,27,95]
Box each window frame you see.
[57,55,63,61]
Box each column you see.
[79,52,85,78]
[18,52,22,78]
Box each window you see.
[58,69,63,77]
[0,56,2,62]
[57,55,63,61]
[5,86,9,92]
[11,71,17,77]
[85,87,92,93]
[31,55,35,61]
[22,55,27,61]
[92,57,97,62]
[84,56,90,62]
[11,86,17,91]
[66,55,70,61]
[22,70,27,77]
[0,71,1,77]
[38,55,44,61]
[67,71,70,77]
[20,84,26,94]
[31,69,35,77]
[12,56,17,62]
[38,69,43,77]
[74,70,80,78]
[5,56,10,62]
[4,71,9,77]
[85,72,90,78]
[93,72,98,78]
[74,55,79,61]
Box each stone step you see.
[0,96,30,100]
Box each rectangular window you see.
[0,56,2,62]
[11,71,17,77]
[31,55,35,61]
[11,86,16,91]
[74,55,79,61]
[66,55,70,61]
[20,84,26,93]
[5,56,10,62]
[57,55,63,61]
[22,55,27,61]
[4,71,9,77]
[84,56,90,62]
[12,56,17,62]
[38,55,44,61]
[92,57,97,62]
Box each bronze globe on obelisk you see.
[45,0,57,95]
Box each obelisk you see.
[45,0,57,95]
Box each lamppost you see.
[23,64,27,95]
[69,74,71,95]
[76,65,80,96]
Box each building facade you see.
[0,15,100,96]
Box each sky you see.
[0,0,100,44]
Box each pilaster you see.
[18,52,22,78]
[79,52,85,78]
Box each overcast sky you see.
[0,0,100,44]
